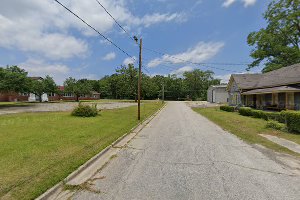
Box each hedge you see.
[238,107,253,116]
[266,120,286,131]
[220,105,235,112]
[251,109,268,120]
[238,107,300,134]
[264,112,285,123]
[281,111,300,133]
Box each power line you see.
[91,0,246,73]
[54,0,135,60]
[95,0,136,42]
[143,47,246,73]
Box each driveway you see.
[71,102,300,200]
[0,102,136,115]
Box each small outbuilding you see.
[207,85,229,103]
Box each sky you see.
[0,0,271,84]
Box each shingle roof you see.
[242,86,300,95]
[232,63,300,90]
[231,74,263,89]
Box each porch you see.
[242,86,300,111]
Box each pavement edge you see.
[36,102,167,200]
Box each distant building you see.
[0,77,48,102]
[207,85,228,103]
[48,86,101,101]
[227,63,300,110]
[0,79,101,102]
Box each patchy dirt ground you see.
[0,102,137,115]
[185,101,221,108]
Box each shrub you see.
[266,120,286,131]
[264,112,283,122]
[71,103,98,117]
[220,105,235,112]
[281,111,300,133]
[252,110,268,120]
[238,107,253,116]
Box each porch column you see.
[286,92,295,110]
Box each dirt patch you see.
[0,102,137,115]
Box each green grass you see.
[193,107,300,157]
[0,102,164,200]
[80,99,160,103]
[0,102,32,108]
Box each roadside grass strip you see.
[0,102,163,200]
[193,107,300,157]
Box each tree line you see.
[0,64,221,101]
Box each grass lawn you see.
[193,107,300,157]
[0,102,164,200]
[0,102,32,108]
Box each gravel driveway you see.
[0,102,137,115]
[72,101,300,200]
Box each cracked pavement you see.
[72,101,300,200]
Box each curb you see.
[36,102,167,200]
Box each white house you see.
[207,85,228,103]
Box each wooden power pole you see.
[138,38,142,120]
[162,83,165,104]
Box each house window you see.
[63,93,74,97]
[48,92,56,97]
[295,93,300,110]
[19,92,28,96]
[265,94,272,106]
[79,94,87,97]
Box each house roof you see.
[29,77,43,80]
[209,85,227,89]
[58,86,65,91]
[231,74,263,89]
[231,63,300,90]
[242,86,300,95]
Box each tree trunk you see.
[76,95,79,102]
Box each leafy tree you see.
[64,77,93,101]
[98,76,111,98]
[247,0,300,72]
[0,66,31,93]
[183,69,220,101]
[115,64,138,100]
[88,80,101,93]
[30,76,57,102]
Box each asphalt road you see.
[73,102,300,200]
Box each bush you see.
[220,105,235,112]
[251,110,268,120]
[264,112,283,122]
[238,107,253,116]
[266,120,286,131]
[71,103,98,117]
[281,111,300,133]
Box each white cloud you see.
[123,56,137,65]
[222,0,256,8]
[222,0,236,8]
[171,66,194,76]
[147,42,225,68]
[215,74,231,83]
[242,0,256,7]
[136,13,187,28]
[0,0,185,60]
[102,52,116,61]
[20,58,71,84]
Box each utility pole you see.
[138,38,142,120]
[162,83,165,104]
